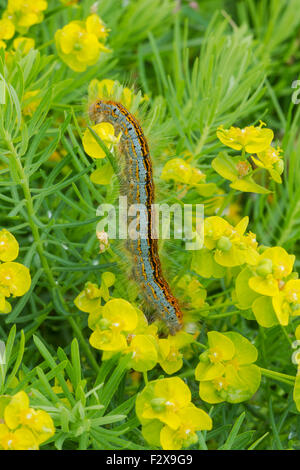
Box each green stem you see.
[7,139,55,286]
[206,310,240,319]
[179,367,295,386]
[260,367,295,385]
[198,300,234,312]
[143,372,148,385]
[195,124,210,155]
[7,138,99,372]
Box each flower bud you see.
[98,318,111,330]
[199,350,210,363]
[150,397,167,413]
[216,236,232,252]
[256,258,273,276]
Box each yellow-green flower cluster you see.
[235,246,299,327]
[136,377,212,450]
[0,229,31,315]
[74,278,194,374]
[191,210,299,328]
[195,331,261,404]
[161,156,217,197]
[214,121,284,193]
[1,0,47,35]
[0,391,55,450]
[176,274,207,311]
[0,10,36,51]
[55,14,110,72]
[192,215,258,278]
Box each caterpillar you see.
[89,100,183,335]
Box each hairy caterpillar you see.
[89,100,183,334]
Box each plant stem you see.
[7,138,99,372]
[260,367,295,385]
[206,310,240,319]
[7,139,55,286]
[195,124,210,155]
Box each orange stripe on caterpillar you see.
[90,100,183,334]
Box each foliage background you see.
[1,0,300,450]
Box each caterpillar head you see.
[89,100,119,124]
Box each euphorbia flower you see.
[195,331,261,404]
[159,404,212,450]
[3,0,47,32]
[158,331,194,375]
[89,298,138,352]
[203,216,259,268]
[82,122,120,159]
[217,121,273,153]
[249,247,295,296]
[136,377,191,430]
[252,146,284,183]
[0,391,55,450]
[272,279,300,325]
[126,334,158,372]
[55,15,109,72]
[0,262,31,298]
[0,229,19,262]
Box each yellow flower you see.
[136,377,191,430]
[0,262,31,298]
[272,279,300,326]
[203,216,259,268]
[0,293,12,314]
[22,90,41,117]
[161,158,206,185]
[159,404,212,450]
[0,18,15,40]
[0,391,55,450]
[212,152,271,194]
[13,37,35,54]
[252,146,284,183]
[217,121,273,153]
[0,229,19,262]
[74,281,102,313]
[249,247,295,296]
[0,423,38,450]
[82,122,120,159]
[177,274,207,310]
[55,16,109,72]
[136,378,211,450]
[3,0,47,32]
[158,331,194,375]
[195,331,261,404]
[126,334,158,372]
[89,299,138,352]
[86,14,109,40]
